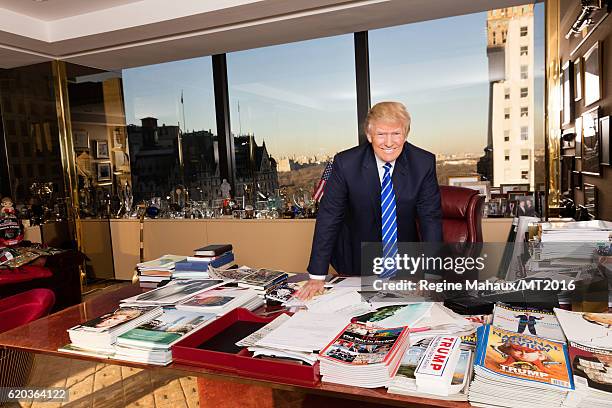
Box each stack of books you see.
[176,284,263,315]
[136,254,186,288]
[537,220,612,261]
[64,306,162,355]
[468,325,573,408]
[115,307,215,365]
[173,253,235,279]
[554,309,612,408]
[318,322,410,388]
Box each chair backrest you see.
[0,288,56,333]
[439,185,484,243]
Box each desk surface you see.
[0,284,470,408]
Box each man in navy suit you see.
[298,102,442,300]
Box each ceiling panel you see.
[0,0,142,21]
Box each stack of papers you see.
[318,322,410,388]
[176,285,263,315]
[115,307,215,365]
[66,306,162,354]
[554,309,612,408]
[468,325,573,408]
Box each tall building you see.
[487,5,536,189]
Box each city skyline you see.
[121,3,544,159]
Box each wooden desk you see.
[0,284,470,408]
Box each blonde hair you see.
[364,102,411,136]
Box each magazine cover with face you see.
[568,341,612,393]
[78,306,158,332]
[476,325,573,390]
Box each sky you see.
[121,3,545,159]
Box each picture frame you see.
[561,127,576,152]
[447,175,479,187]
[500,184,530,194]
[561,60,574,126]
[574,116,583,158]
[73,130,89,151]
[561,156,575,194]
[583,41,601,107]
[583,183,597,219]
[457,181,491,201]
[95,140,110,159]
[573,58,582,102]
[96,162,112,183]
[508,191,529,201]
[601,116,610,166]
[572,171,582,191]
[581,106,600,176]
[515,194,538,217]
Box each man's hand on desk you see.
[296,279,325,301]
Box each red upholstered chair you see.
[439,185,484,243]
[0,288,55,333]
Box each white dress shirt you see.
[309,155,396,280]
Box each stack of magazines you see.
[120,279,226,306]
[136,254,187,287]
[209,267,288,296]
[318,322,410,388]
[115,307,215,365]
[468,325,574,408]
[176,284,263,315]
[64,306,162,355]
[387,338,474,401]
[554,309,612,408]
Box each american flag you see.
[313,160,333,202]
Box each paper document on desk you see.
[255,310,350,353]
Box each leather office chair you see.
[439,185,484,243]
[0,288,55,388]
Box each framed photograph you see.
[575,116,583,158]
[561,60,574,126]
[574,58,582,102]
[583,42,601,107]
[581,106,600,176]
[500,184,530,194]
[95,140,110,159]
[505,200,517,217]
[561,127,576,151]
[516,195,538,217]
[73,130,89,151]
[583,183,597,219]
[572,171,582,191]
[96,162,112,182]
[561,156,575,194]
[601,116,610,166]
[508,191,529,201]
[456,181,490,200]
[447,175,479,187]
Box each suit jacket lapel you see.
[392,142,410,203]
[362,146,381,221]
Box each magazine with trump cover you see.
[474,325,573,390]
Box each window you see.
[504,108,510,119]
[520,87,528,98]
[520,26,528,36]
[228,35,357,200]
[122,56,218,203]
[520,126,529,140]
[504,88,510,99]
[520,46,528,56]
[521,170,529,180]
[520,107,528,117]
[505,150,510,161]
[520,65,528,80]
[521,152,529,160]
[504,130,510,142]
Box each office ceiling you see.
[0,0,143,21]
[0,0,539,70]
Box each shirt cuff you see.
[309,274,327,280]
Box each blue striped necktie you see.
[380,162,398,279]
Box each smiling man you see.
[298,101,442,300]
